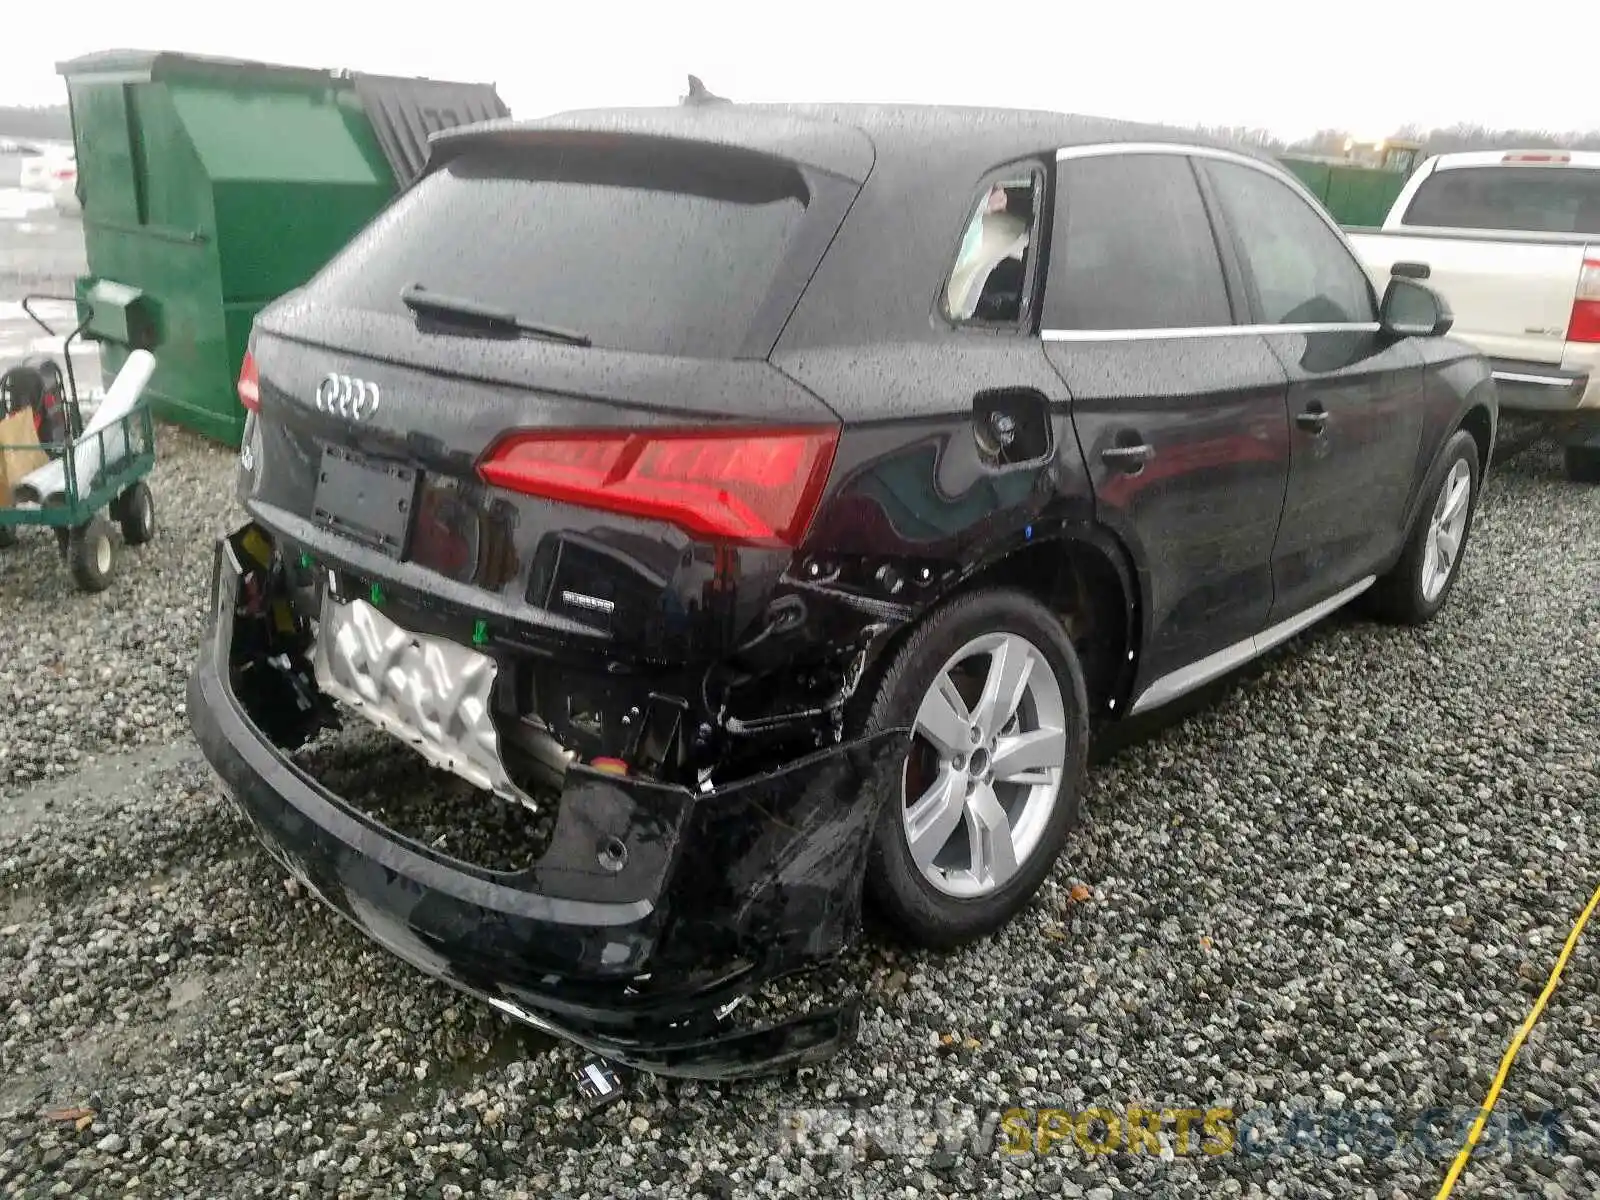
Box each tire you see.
[1372,429,1480,625]
[858,589,1090,950]
[68,516,116,593]
[1564,444,1600,484]
[115,481,156,546]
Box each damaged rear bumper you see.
[187,535,905,1079]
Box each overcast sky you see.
[6,0,1598,140]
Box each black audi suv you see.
[190,103,1497,1077]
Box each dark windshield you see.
[308,140,813,357]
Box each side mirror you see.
[1381,277,1453,339]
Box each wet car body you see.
[190,104,1498,1077]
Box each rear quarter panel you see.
[771,138,1103,591]
[778,338,1097,586]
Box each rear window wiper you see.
[401,283,593,348]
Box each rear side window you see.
[1042,154,1232,332]
[1202,159,1377,325]
[944,172,1040,325]
[1401,165,1600,235]
[308,141,813,357]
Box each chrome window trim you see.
[1041,322,1381,343]
[1054,141,1357,246]
[1055,142,1281,164]
[1049,142,1381,336]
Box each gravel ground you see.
[2,428,1598,1199]
[1,426,234,788]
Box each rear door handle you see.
[1100,443,1155,472]
[1392,261,1431,280]
[1295,403,1329,434]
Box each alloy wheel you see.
[1421,458,1471,602]
[901,631,1067,898]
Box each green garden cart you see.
[0,295,158,592]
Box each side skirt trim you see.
[1129,576,1376,716]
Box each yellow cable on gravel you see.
[1435,879,1600,1199]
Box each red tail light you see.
[237,352,260,412]
[478,426,840,547]
[1569,255,1600,344]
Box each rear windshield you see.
[307,140,813,357]
[1402,165,1600,235]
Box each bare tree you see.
[1193,125,1287,152]
[1274,123,1600,157]
[1417,124,1600,155]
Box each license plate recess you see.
[312,445,418,558]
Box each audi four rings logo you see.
[315,373,381,420]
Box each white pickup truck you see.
[1348,150,1600,481]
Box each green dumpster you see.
[56,51,509,446]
